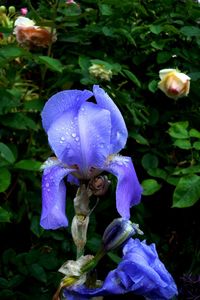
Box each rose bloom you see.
[13,16,56,48]
[158,68,190,99]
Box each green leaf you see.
[29,264,47,283]
[193,141,200,150]
[151,40,165,50]
[0,143,15,164]
[0,278,9,289]
[147,168,167,180]
[142,154,159,170]
[1,113,37,130]
[0,168,11,192]
[168,121,189,139]
[180,26,200,37]
[37,56,63,73]
[129,131,149,145]
[174,139,192,149]
[14,160,42,171]
[8,275,25,288]
[122,69,141,87]
[30,216,44,237]
[149,24,163,34]
[39,253,59,270]
[141,179,161,196]
[157,51,171,63]
[189,128,200,138]
[148,80,158,93]
[0,207,12,222]
[173,174,200,208]
[0,45,28,59]
[99,4,113,16]
[172,165,200,175]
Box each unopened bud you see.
[89,175,110,196]
[20,7,28,16]
[89,63,112,81]
[0,6,6,13]
[158,68,190,99]
[8,6,16,14]
[102,218,143,252]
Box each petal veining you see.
[40,164,73,229]
[41,89,93,132]
[77,101,111,177]
[47,108,82,166]
[93,85,128,154]
[105,155,142,218]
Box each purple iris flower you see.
[40,85,142,230]
[63,238,178,299]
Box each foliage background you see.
[0,0,200,299]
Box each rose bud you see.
[158,68,191,99]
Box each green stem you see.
[39,0,60,97]
[81,247,106,274]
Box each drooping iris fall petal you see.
[41,165,74,229]
[105,155,142,219]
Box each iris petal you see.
[93,85,128,154]
[41,89,93,132]
[47,108,82,166]
[77,102,111,175]
[105,156,142,219]
[40,165,74,229]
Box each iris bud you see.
[158,68,190,99]
[102,218,143,252]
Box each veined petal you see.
[77,102,111,176]
[47,108,82,166]
[40,165,74,230]
[105,155,142,219]
[47,102,112,176]
[41,90,93,132]
[93,85,128,154]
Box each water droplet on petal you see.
[61,136,65,141]
[72,133,76,138]
[46,183,50,188]
[75,137,79,142]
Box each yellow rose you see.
[158,69,191,99]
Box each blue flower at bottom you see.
[63,238,178,300]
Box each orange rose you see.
[13,16,56,48]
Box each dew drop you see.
[75,136,79,142]
[61,136,65,141]
[46,183,50,188]
[72,133,76,138]
[99,143,104,148]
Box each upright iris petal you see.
[41,85,142,230]
[93,85,128,154]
